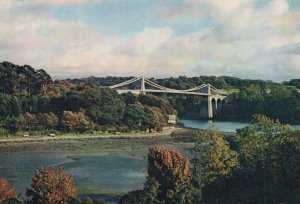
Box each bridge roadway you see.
[116,89,211,96]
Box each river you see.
[180,119,300,132]
[180,119,249,132]
[0,137,192,203]
[1,119,298,203]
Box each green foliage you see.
[191,128,238,189]
[218,86,300,123]
[0,61,52,96]
[139,94,174,115]
[213,114,300,203]
[81,197,94,204]
[85,88,125,126]
[123,103,153,131]
[0,127,9,136]
[68,197,106,204]
[238,115,300,184]
[7,197,25,204]
[118,190,150,204]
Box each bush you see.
[0,127,9,136]
[81,197,94,204]
[68,197,106,204]
[7,197,25,204]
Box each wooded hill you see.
[0,62,175,135]
[66,75,300,124]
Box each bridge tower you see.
[207,85,213,119]
[140,77,145,94]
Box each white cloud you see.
[149,0,300,81]
[0,0,300,81]
[117,27,172,56]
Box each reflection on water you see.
[180,119,249,132]
[181,119,300,132]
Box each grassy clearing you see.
[221,88,240,94]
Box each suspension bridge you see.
[109,77,228,118]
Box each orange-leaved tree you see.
[0,178,17,203]
[147,144,191,202]
[26,166,77,204]
[119,144,196,204]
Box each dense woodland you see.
[1,61,300,136]
[0,61,175,136]
[66,74,300,124]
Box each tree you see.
[238,114,300,187]
[119,144,195,204]
[13,112,38,131]
[144,106,166,131]
[37,112,58,130]
[139,94,174,115]
[0,178,17,204]
[61,111,92,132]
[85,88,125,126]
[26,166,77,204]
[123,104,148,130]
[191,128,238,188]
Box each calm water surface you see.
[181,119,300,132]
[0,138,191,203]
[180,119,249,132]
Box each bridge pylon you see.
[141,77,145,93]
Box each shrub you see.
[0,127,9,136]
[7,197,25,204]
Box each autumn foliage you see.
[0,178,16,203]
[26,166,77,204]
[148,144,192,202]
[120,144,194,204]
[148,144,190,187]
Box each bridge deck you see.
[116,89,227,97]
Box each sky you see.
[1,0,300,81]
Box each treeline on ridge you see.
[0,61,175,135]
[66,75,300,124]
[2,61,300,128]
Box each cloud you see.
[0,0,300,81]
[117,27,172,56]
[149,0,300,81]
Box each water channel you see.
[0,120,298,203]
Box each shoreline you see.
[0,127,186,145]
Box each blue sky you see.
[1,0,300,81]
[49,0,217,37]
